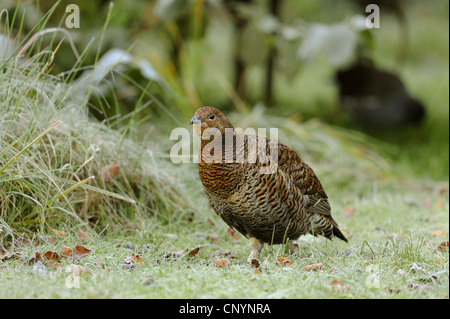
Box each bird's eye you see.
[209,114,215,120]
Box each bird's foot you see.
[247,237,263,264]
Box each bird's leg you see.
[247,237,263,263]
[287,241,299,255]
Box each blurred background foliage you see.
[1,0,449,181]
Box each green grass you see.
[0,1,448,299]
[0,177,448,298]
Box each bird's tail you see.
[332,221,348,242]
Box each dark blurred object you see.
[335,62,426,130]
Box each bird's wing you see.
[274,141,332,217]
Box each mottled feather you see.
[191,106,347,260]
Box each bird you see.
[335,61,426,130]
[190,106,347,262]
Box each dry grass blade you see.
[0,120,63,174]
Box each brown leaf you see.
[342,206,355,218]
[254,268,262,275]
[226,227,240,243]
[249,258,260,268]
[430,230,448,237]
[43,251,59,261]
[330,279,345,291]
[78,228,90,242]
[387,287,402,294]
[303,263,324,272]
[60,247,73,257]
[73,245,92,261]
[125,253,143,265]
[328,267,338,274]
[207,219,215,227]
[276,258,293,267]
[0,252,23,262]
[27,252,43,264]
[438,241,449,251]
[101,161,120,183]
[216,258,229,268]
[186,246,201,257]
[52,229,67,237]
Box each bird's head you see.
[190,106,233,136]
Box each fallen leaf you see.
[60,247,73,257]
[101,161,120,183]
[43,251,59,261]
[186,246,201,257]
[328,267,338,274]
[303,263,324,272]
[254,268,261,275]
[78,228,90,242]
[207,219,215,227]
[52,229,67,237]
[27,252,43,265]
[438,241,449,251]
[330,279,345,291]
[249,258,260,268]
[430,230,448,237]
[342,206,355,218]
[0,252,24,261]
[226,227,240,243]
[216,258,229,268]
[277,258,293,267]
[73,245,92,261]
[125,253,143,265]
[387,287,402,294]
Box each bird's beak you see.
[190,116,198,125]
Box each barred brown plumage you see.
[191,106,347,262]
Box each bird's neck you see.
[199,128,236,164]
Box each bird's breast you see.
[198,162,243,198]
